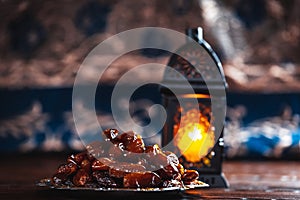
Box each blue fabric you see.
[0,87,299,159]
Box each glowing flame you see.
[174,108,215,163]
[181,94,210,99]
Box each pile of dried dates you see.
[52,129,200,188]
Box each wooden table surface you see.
[1,153,300,200]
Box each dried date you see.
[80,159,91,172]
[162,179,183,188]
[177,164,185,175]
[53,162,77,182]
[145,153,168,171]
[107,144,123,160]
[182,169,199,182]
[116,131,145,153]
[155,163,180,180]
[51,129,205,189]
[86,141,109,159]
[67,152,87,165]
[92,171,118,188]
[91,159,109,171]
[145,144,162,155]
[123,172,161,188]
[109,163,146,178]
[73,169,91,187]
[165,151,179,166]
[103,128,119,141]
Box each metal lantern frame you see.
[160,27,229,188]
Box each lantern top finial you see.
[161,27,227,94]
[186,27,203,42]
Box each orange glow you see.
[174,108,215,163]
[181,94,210,99]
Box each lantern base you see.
[199,173,229,188]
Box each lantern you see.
[160,27,228,188]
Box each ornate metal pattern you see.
[166,45,220,82]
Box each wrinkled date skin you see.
[177,164,185,175]
[165,151,180,166]
[86,141,110,159]
[91,159,110,171]
[123,172,161,188]
[162,179,183,188]
[116,131,145,153]
[52,162,78,184]
[182,170,199,182]
[145,144,162,155]
[144,152,169,171]
[67,152,86,165]
[155,163,180,181]
[80,159,91,173]
[73,169,91,186]
[109,163,146,178]
[103,128,119,141]
[108,144,123,160]
[51,129,201,189]
[92,171,119,188]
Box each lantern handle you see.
[185,27,203,43]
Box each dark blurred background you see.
[0,0,299,159]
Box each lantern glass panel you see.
[162,93,222,174]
